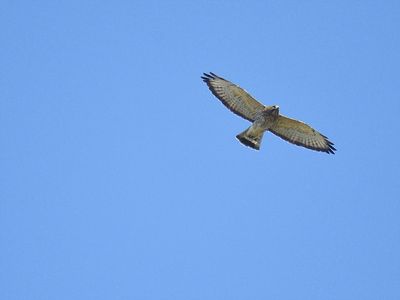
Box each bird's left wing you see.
[201,72,265,122]
[269,115,336,154]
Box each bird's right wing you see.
[269,115,336,154]
[201,72,265,122]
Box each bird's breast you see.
[254,114,278,130]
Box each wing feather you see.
[270,115,336,154]
[201,72,265,122]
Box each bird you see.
[201,72,336,154]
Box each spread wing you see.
[201,72,265,122]
[270,115,336,154]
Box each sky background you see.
[1,1,400,299]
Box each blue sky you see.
[1,1,400,299]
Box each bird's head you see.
[265,105,279,115]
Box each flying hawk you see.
[201,72,336,154]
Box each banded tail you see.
[236,127,264,150]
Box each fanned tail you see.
[236,127,264,150]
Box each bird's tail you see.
[236,126,264,150]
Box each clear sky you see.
[1,1,400,299]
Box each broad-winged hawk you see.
[201,72,336,154]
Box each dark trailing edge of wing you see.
[270,129,337,154]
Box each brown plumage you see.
[201,72,336,154]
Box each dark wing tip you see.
[201,72,227,83]
[201,72,217,82]
[326,147,335,154]
[323,136,336,154]
[209,72,219,78]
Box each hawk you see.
[201,72,336,154]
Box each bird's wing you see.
[269,115,336,154]
[201,72,265,122]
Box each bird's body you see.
[236,105,279,150]
[201,72,336,154]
